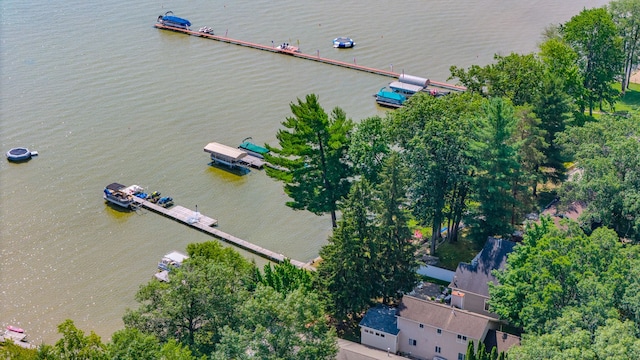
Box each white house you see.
[396,295,500,360]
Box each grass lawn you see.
[614,82,640,113]
[434,235,483,271]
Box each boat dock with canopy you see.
[204,142,265,170]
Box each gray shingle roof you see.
[397,296,495,340]
[449,237,517,297]
[359,306,400,335]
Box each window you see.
[458,353,466,360]
[457,334,467,343]
[364,329,369,333]
[484,299,490,311]
[419,323,424,328]
[437,328,442,335]
[435,346,442,353]
[409,339,417,346]
[381,334,385,338]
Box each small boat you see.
[375,87,406,108]
[276,43,300,53]
[198,26,214,35]
[238,138,270,159]
[6,326,24,334]
[157,11,191,30]
[158,251,189,271]
[6,147,34,162]
[333,37,355,48]
[103,183,134,209]
[2,326,32,348]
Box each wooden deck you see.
[154,23,467,92]
[131,196,315,271]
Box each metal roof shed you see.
[389,81,424,95]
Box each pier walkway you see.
[155,23,466,92]
[131,197,315,271]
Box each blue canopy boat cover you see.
[162,16,192,27]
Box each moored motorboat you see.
[333,37,355,48]
[6,326,24,334]
[158,251,189,271]
[276,43,300,53]
[238,138,270,159]
[375,87,406,108]
[103,183,135,209]
[198,26,214,35]
[157,11,192,30]
[6,147,33,162]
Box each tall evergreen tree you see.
[316,180,378,319]
[374,153,419,304]
[265,94,353,228]
[472,98,521,238]
[531,74,574,185]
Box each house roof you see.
[483,330,521,354]
[397,296,496,340]
[449,237,517,297]
[359,306,400,335]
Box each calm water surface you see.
[1,0,609,344]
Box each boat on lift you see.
[375,87,406,108]
[103,183,135,209]
[238,137,270,159]
[156,11,192,30]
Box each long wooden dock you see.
[155,23,467,92]
[131,197,314,270]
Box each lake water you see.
[0,0,609,344]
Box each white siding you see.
[397,317,474,360]
[360,326,398,353]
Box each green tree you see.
[374,153,420,304]
[212,286,338,360]
[608,0,640,93]
[348,115,391,184]
[50,319,107,360]
[513,105,547,201]
[0,342,39,359]
[256,259,313,294]
[490,218,632,333]
[265,94,353,228]
[509,312,640,360]
[449,53,545,106]
[466,341,476,360]
[472,97,521,238]
[389,92,480,253]
[316,180,378,319]
[562,7,624,114]
[531,73,574,185]
[123,260,250,356]
[557,114,640,241]
[107,328,161,360]
[186,241,257,284]
[539,37,583,112]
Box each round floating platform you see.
[6,147,32,162]
[333,37,355,48]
